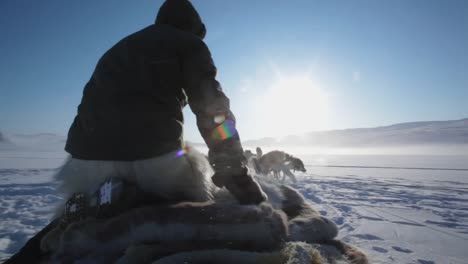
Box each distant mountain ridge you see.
[2,118,467,151]
[243,118,468,147]
[0,131,16,150]
[0,132,66,151]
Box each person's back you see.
[4,2,267,263]
[67,24,204,160]
[63,0,266,205]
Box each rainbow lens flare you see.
[211,119,237,140]
[175,146,189,157]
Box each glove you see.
[211,164,267,205]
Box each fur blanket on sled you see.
[40,187,368,263]
[39,148,369,264]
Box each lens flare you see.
[175,146,190,157]
[211,119,237,140]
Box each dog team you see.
[244,147,307,183]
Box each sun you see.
[255,74,329,137]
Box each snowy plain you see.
[296,155,468,264]
[0,138,467,263]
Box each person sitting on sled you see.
[4,1,264,263]
[61,0,266,205]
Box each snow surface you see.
[294,167,468,264]
[0,143,467,263]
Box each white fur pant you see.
[55,148,215,205]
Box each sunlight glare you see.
[256,74,329,137]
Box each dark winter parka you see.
[65,0,244,165]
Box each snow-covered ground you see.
[294,157,468,264]
[1,149,467,263]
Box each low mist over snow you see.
[0,133,65,152]
[0,132,15,151]
[9,133,66,151]
[0,132,67,169]
[243,118,468,155]
[0,132,12,144]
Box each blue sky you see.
[0,0,467,142]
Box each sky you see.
[0,0,467,142]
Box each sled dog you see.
[249,149,306,183]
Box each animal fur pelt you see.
[41,202,288,263]
[37,146,368,264]
[115,241,365,264]
[52,144,216,217]
[39,186,368,264]
[121,242,322,264]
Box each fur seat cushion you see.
[116,242,361,264]
[39,146,369,264]
[41,202,288,263]
[40,200,368,264]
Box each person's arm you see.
[181,39,266,204]
[181,39,243,163]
